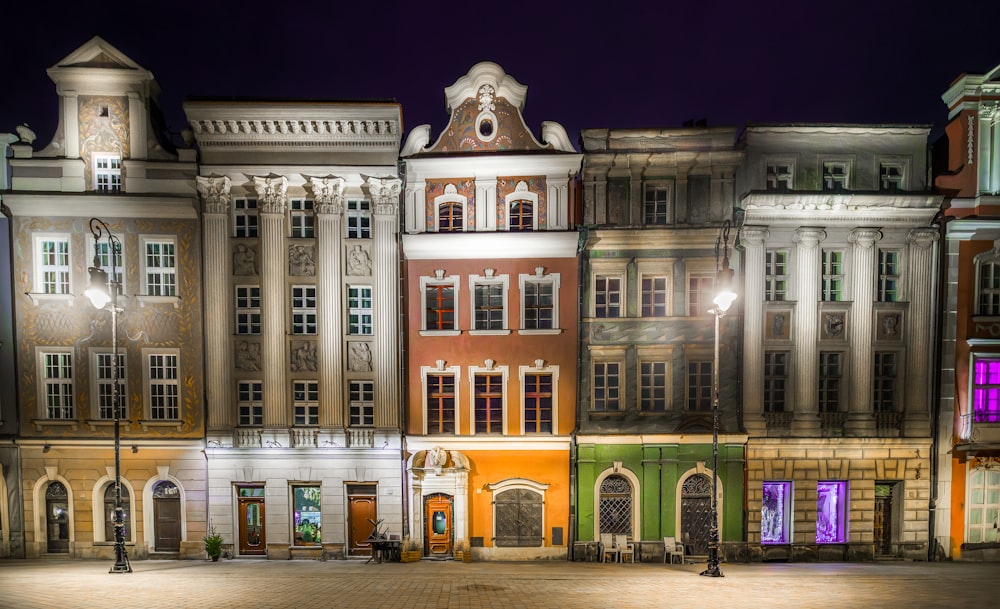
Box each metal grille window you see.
[644,185,669,225]
[144,240,177,297]
[438,202,463,232]
[148,353,179,420]
[293,380,319,426]
[424,284,455,331]
[598,475,633,535]
[765,250,788,301]
[688,275,714,316]
[291,286,318,335]
[346,199,371,239]
[764,352,787,413]
[289,198,315,238]
[873,352,897,413]
[523,280,554,329]
[766,163,792,191]
[819,352,843,413]
[821,250,844,302]
[94,154,122,192]
[474,283,504,330]
[494,489,543,547]
[594,276,622,318]
[95,352,126,419]
[39,238,71,294]
[687,361,712,411]
[640,361,668,412]
[509,200,533,231]
[878,250,900,302]
[641,276,668,317]
[524,373,553,433]
[236,286,262,334]
[233,198,259,238]
[237,380,263,426]
[349,380,374,427]
[979,262,1000,315]
[43,352,74,419]
[593,362,621,412]
[474,374,503,433]
[426,374,456,433]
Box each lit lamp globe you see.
[713,269,737,313]
[85,267,111,309]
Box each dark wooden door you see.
[154,496,181,552]
[238,497,266,555]
[680,474,713,555]
[874,490,893,556]
[348,496,377,556]
[424,494,452,557]
[45,482,69,553]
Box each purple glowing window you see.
[973,359,1000,423]
[816,481,847,544]
[761,481,792,544]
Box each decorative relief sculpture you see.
[766,311,790,340]
[291,340,317,372]
[289,245,316,276]
[348,342,373,372]
[236,341,261,371]
[877,312,902,341]
[233,243,258,276]
[823,312,846,339]
[347,245,371,276]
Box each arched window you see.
[598,474,632,536]
[103,483,132,542]
[438,203,463,232]
[509,200,533,231]
[494,488,543,547]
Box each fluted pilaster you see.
[254,174,289,428]
[845,228,882,436]
[741,227,769,436]
[310,176,345,428]
[904,227,939,437]
[791,227,825,435]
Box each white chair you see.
[663,536,684,564]
[600,533,620,563]
[616,535,635,563]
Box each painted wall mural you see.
[78,95,130,183]
[430,97,548,153]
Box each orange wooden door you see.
[238,497,266,555]
[424,494,452,556]
[348,496,377,556]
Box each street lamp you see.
[86,217,132,574]
[701,219,735,578]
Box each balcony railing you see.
[960,412,1000,445]
[347,427,375,448]
[874,411,903,437]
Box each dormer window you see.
[766,163,793,191]
[94,153,122,192]
[822,161,849,191]
[879,162,905,192]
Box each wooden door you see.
[424,494,452,557]
[238,497,266,555]
[680,474,713,555]
[45,482,69,553]
[347,496,377,556]
[153,496,181,552]
[874,483,895,556]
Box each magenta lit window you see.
[761,481,792,544]
[973,359,1000,423]
[816,481,847,543]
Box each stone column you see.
[196,175,233,434]
[903,227,940,437]
[254,174,289,430]
[845,228,882,436]
[310,176,345,428]
[741,227,769,436]
[365,175,402,429]
[791,228,826,436]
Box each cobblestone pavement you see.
[1,558,997,609]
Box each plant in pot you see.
[400,537,421,563]
[204,526,224,562]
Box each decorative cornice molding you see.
[196,174,232,214]
[250,174,288,213]
[188,118,399,148]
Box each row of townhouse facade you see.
[0,36,997,564]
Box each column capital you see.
[792,227,826,249]
[196,175,232,214]
[306,175,345,214]
[906,227,940,249]
[363,174,402,216]
[848,227,883,249]
[740,226,769,247]
[251,173,288,213]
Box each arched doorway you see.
[680,474,713,555]
[45,482,69,553]
[152,480,181,552]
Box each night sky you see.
[2,0,997,149]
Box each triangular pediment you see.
[51,36,143,72]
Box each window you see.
[641,276,668,317]
[688,275,714,316]
[761,481,792,544]
[978,261,1000,316]
[644,185,670,225]
[91,350,126,420]
[292,486,322,546]
[289,198,314,238]
[873,352,897,413]
[291,286,317,335]
[422,275,458,332]
[426,374,456,434]
[346,199,371,239]
[765,250,789,301]
[349,380,374,427]
[235,286,261,335]
[639,360,668,412]
[493,488,544,546]
[94,153,122,192]
[821,250,844,302]
[520,271,559,332]
[878,250,900,302]
[293,381,319,426]
[103,483,132,542]
[473,373,504,433]
[816,481,848,543]
[822,161,849,191]
[592,361,621,412]
[687,361,712,411]
[966,467,1000,543]
[143,239,177,297]
[348,286,373,335]
[509,200,534,231]
[148,352,179,420]
[237,380,263,426]
[764,352,787,413]
[40,350,74,419]
[36,236,71,295]
[471,272,508,332]
[766,163,793,191]
[234,198,259,238]
[819,352,843,413]
[523,369,555,434]
[879,162,904,192]
[972,358,1000,423]
[438,202,463,232]
[594,275,622,318]
[598,474,634,535]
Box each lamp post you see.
[85,217,132,574]
[701,220,736,578]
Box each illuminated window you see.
[686,360,712,411]
[878,250,900,302]
[348,286,373,335]
[819,352,843,413]
[438,202,463,232]
[292,486,322,546]
[641,276,668,317]
[765,250,788,301]
[102,483,132,542]
[592,361,621,412]
[821,250,844,302]
[421,275,458,332]
[978,261,1000,316]
[237,380,263,426]
[644,185,670,225]
[233,198,259,238]
[35,236,71,295]
[873,352,898,413]
[594,275,622,318]
[520,271,559,332]
[349,380,374,427]
[966,467,1000,544]
[816,481,848,543]
[766,163,793,191]
[89,235,124,287]
[822,161,849,191]
[764,352,787,413]
[473,373,504,434]
[426,374,456,434]
[143,238,177,297]
[509,200,534,231]
[235,286,261,335]
[147,351,179,420]
[972,358,1000,423]
[94,153,122,192]
[761,481,792,544]
[39,349,74,419]
[879,162,904,192]
[346,199,371,239]
[523,373,554,433]
[291,285,317,335]
[688,275,713,316]
[293,381,319,426]
[91,350,126,420]
[289,198,314,238]
[639,360,668,412]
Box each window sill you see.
[469,329,511,336]
[138,419,182,432]
[136,295,181,309]
[25,292,74,306]
[419,330,461,337]
[517,329,562,336]
[86,419,133,431]
[637,410,669,416]
[32,419,79,432]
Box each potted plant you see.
[400,537,421,563]
[204,527,224,562]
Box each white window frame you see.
[877,157,909,192]
[235,285,261,335]
[518,269,560,334]
[346,198,372,239]
[765,249,790,301]
[348,380,375,427]
[965,465,1000,544]
[420,273,460,335]
[821,249,845,302]
[233,197,259,238]
[288,198,315,238]
[469,270,510,334]
[821,159,852,191]
[433,185,469,233]
[144,348,180,421]
[590,259,628,319]
[519,361,559,435]
[89,348,126,421]
[589,346,626,413]
[684,258,716,317]
[87,234,125,289]
[291,285,318,335]
[643,181,673,225]
[348,285,373,336]
[504,182,539,231]
[765,158,795,191]
[139,236,178,303]
[420,362,461,435]
[37,348,74,419]
[93,153,122,192]
[237,380,263,426]
[33,234,72,298]
[293,380,319,426]
[469,361,508,435]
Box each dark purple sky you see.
[3,1,997,149]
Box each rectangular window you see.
[644,185,670,225]
[688,275,714,316]
[822,162,849,191]
[346,199,372,239]
[474,373,503,433]
[292,486,322,546]
[38,237,71,295]
[521,275,558,330]
[293,381,319,425]
[878,250,900,302]
[473,283,504,330]
[873,352,897,413]
[593,362,621,412]
[349,380,374,427]
[426,374,456,434]
[639,361,668,412]
[292,285,318,335]
[687,361,712,411]
[144,240,177,297]
[42,351,74,419]
[765,250,789,301]
[761,481,792,544]
[821,250,844,302]
[94,351,126,420]
[819,352,843,413]
[978,262,1000,316]
[766,163,792,191]
[235,286,262,335]
[237,380,263,426]
[641,276,668,317]
[289,198,315,238]
[524,373,553,433]
[967,467,1000,543]
[879,162,904,192]
[94,154,122,192]
[973,358,1000,423]
[348,286,373,335]
[764,352,787,413]
[594,276,622,318]
[148,353,179,420]
[424,284,455,331]
[816,481,848,543]
[234,198,259,238]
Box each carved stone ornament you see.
[823,312,845,339]
[251,174,288,214]
[236,341,261,371]
[290,340,317,372]
[362,174,402,215]
[348,342,372,372]
[477,84,496,112]
[233,243,259,276]
[347,244,371,276]
[196,175,232,214]
[306,175,345,213]
[288,244,316,276]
